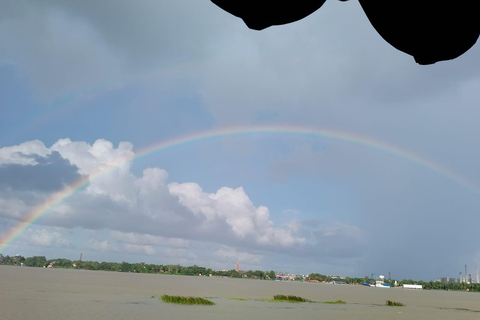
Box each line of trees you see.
[0,254,275,280]
[1,254,479,292]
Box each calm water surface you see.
[1,265,479,320]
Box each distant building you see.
[275,273,296,281]
[403,284,422,290]
[235,262,247,276]
[439,277,457,284]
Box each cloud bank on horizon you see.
[1,0,480,280]
[0,138,365,270]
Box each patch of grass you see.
[273,295,310,302]
[323,300,346,304]
[386,300,405,307]
[160,294,215,305]
[228,298,247,301]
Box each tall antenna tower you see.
[476,265,479,284]
[465,265,468,283]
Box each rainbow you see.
[1,124,478,253]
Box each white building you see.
[402,284,422,290]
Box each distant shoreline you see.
[1,254,479,293]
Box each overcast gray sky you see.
[1,0,479,280]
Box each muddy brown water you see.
[1,265,479,320]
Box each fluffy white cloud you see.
[0,138,372,267]
[0,138,305,254]
[168,183,305,247]
[0,138,134,176]
[0,140,50,166]
[0,137,375,271]
[51,138,134,175]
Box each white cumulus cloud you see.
[168,183,306,247]
[0,138,306,256]
[0,140,51,166]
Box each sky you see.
[1,0,479,281]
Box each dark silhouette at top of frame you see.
[212,0,480,65]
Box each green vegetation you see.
[160,295,214,305]
[2,254,480,294]
[273,295,310,302]
[24,256,47,267]
[0,254,276,280]
[323,300,346,304]
[228,298,247,301]
[386,300,405,306]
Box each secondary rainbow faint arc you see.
[1,124,479,252]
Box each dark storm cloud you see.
[0,151,82,192]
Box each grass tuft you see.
[386,300,405,307]
[273,295,310,302]
[323,300,346,304]
[160,294,215,305]
[228,298,247,301]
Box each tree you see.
[24,256,46,267]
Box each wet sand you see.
[1,265,479,320]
